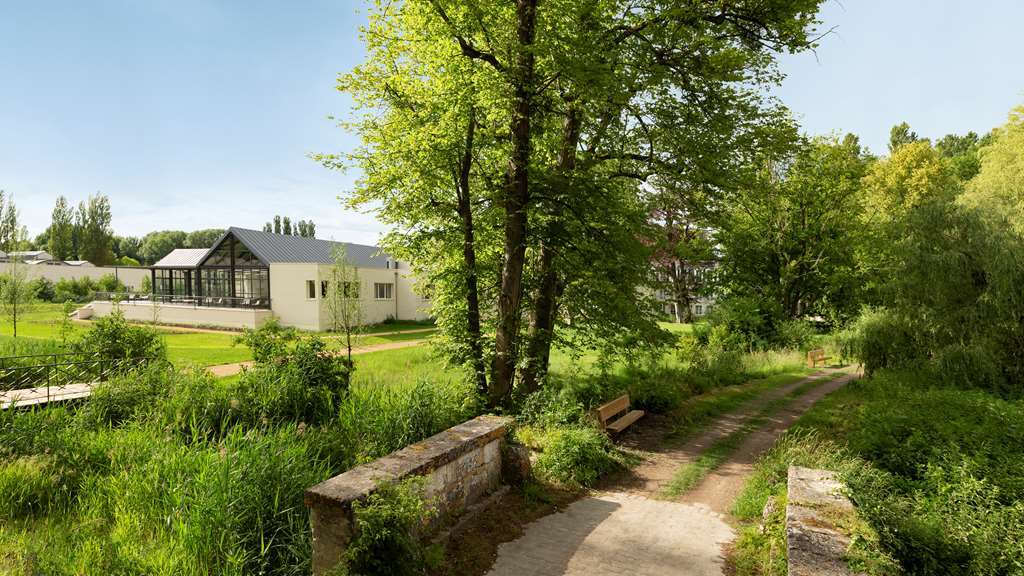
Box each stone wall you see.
[786,466,858,576]
[304,415,513,576]
[91,300,274,329]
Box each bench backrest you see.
[808,348,826,360]
[596,394,630,426]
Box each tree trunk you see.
[490,0,538,406]
[519,105,580,395]
[455,110,488,396]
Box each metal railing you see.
[93,291,271,310]
[0,352,156,405]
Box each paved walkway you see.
[0,382,94,409]
[206,338,428,377]
[485,369,857,576]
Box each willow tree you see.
[330,0,826,405]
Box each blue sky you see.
[2,1,1022,244]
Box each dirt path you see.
[483,368,857,576]
[680,371,859,513]
[205,338,428,377]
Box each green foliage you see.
[343,477,437,576]
[0,456,62,520]
[739,369,1024,576]
[76,364,179,427]
[840,308,922,376]
[73,309,166,360]
[535,426,620,488]
[718,135,870,321]
[233,317,297,363]
[28,277,55,301]
[53,276,97,303]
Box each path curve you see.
[484,369,856,576]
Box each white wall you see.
[93,300,273,330]
[0,263,150,290]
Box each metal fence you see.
[93,291,271,310]
[0,352,155,402]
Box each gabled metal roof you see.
[153,248,209,268]
[201,227,395,268]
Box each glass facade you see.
[151,233,271,308]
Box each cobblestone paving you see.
[486,492,733,576]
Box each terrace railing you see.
[0,352,156,395]
[93,291,271,310]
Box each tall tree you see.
[335,0,826,406]
[273,215,282,234]
[78,193,115,266]
[719,135,870,320]
[282,216,293,235]
[48,196,75,260]
[139,231,188,264]
[888,121,920,153]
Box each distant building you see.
[8,250,53,263]
[90,227,430,330]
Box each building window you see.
[695,304,703,316]
[306,280,316,300]
[321,281,329,298]
[374,282,393,300]
[344,281,360,298]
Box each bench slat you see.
[596,394,630,425]
[606,409,645,434]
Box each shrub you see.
[343,477,437,576]
[289,337,352,394]
[76,364,178,427]
[54,276,97,303]
[535,426,619,488]
[28,277,55,302]
[73,310,166,360]
[95,273,126,293]
[703,295,782,351]
[930,343,1005,393]
[774,318,816,350]
[234,317,297,363]
[843,308,922,375]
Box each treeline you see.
[262,215,315,237]
[29,195,319,265]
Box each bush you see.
[930,343,1005,392]
[289,337,352,393]
[28,277,55,302]
[54,276,96,303]
[76,364,178,427]
[95,273,126,293]
[702,295,782,351]
[842,308,922,375]
[343,477,437,576]
[73,310,166,360]
[774,318,816,350]
[535,426,620,488]
[234,317,297,363]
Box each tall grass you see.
[0,360,479,575]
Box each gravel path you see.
[484,368,856,576]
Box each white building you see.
[90,227,430,330]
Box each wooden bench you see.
[596,393,645,434]
[806,348,832,368]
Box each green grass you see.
[729,368,1024,575]
[0,304,437,369]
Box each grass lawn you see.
[0,303,438,369]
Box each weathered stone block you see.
[786,466,859,576]
[304,415,512,576]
